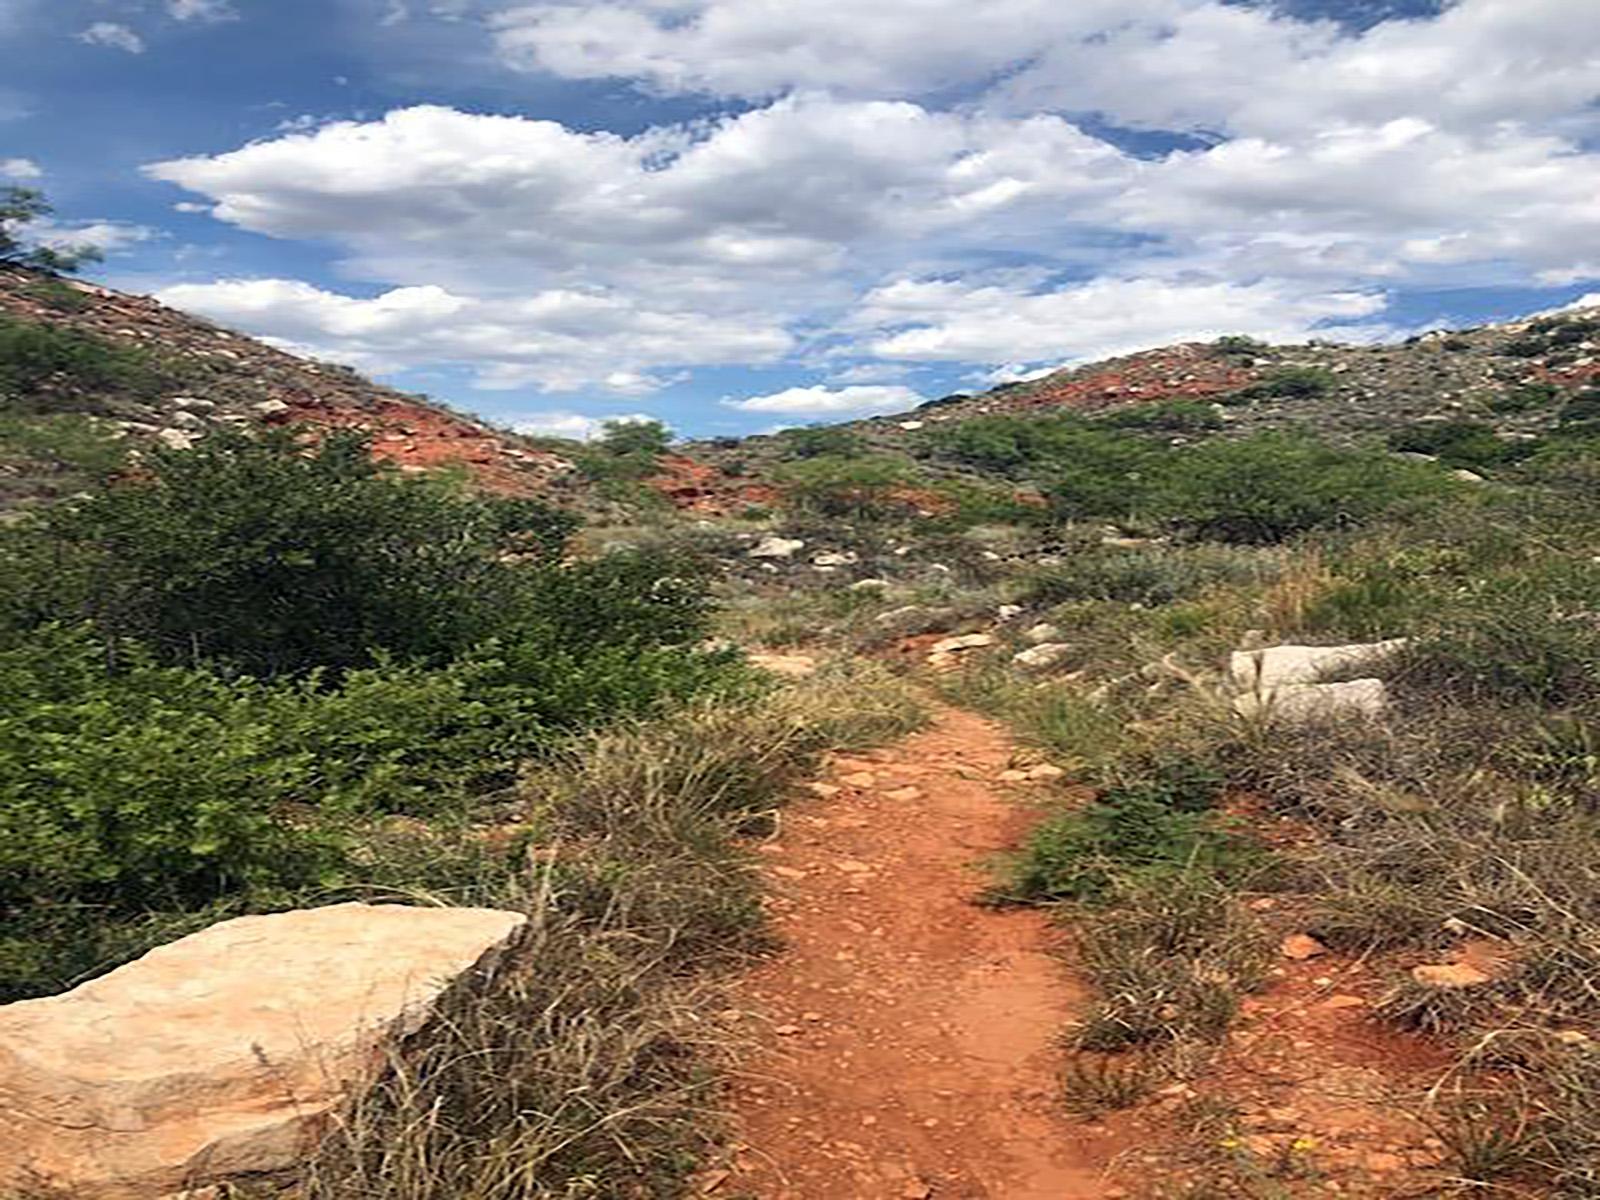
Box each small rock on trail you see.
[725,705,1120,1198]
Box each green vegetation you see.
[1096,398,1223,433]
[0,429,750,1002]
[0,186,102,274]
[576,417,674,482]
[1388,417,1529,470]
[774,424,867,459]
[1224,365,1336,403]
[775,452,919,519]
[0,312,182,410]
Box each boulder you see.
[1013,642,1073,672]
[1234,678,1389,722]
[748,536,805,560]
[873,605,956,636]
[1235,640,1408,692]
[0,903,527,1200]
[252,398,291,418]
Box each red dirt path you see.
[720,706,1122,1199]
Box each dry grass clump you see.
[298,667,924,1199]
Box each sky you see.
[3,0,1600,438]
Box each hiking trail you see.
[718,703,1124,1199]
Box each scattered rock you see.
[252,398,291,417]
[155,428,197,451]
[748,536,805,560]
[929,633,995,656]
[1023,622,1063,645]
[811,551,858,568]
[807,783,842,799]
[874,605,956,636]
[1452,468,1487,483]
[1411,962,1492,988]
[840,772,877,788]
[1026,764,1066,782]
[996,604,1025,621]
[1013,642,1073,672]
[1280,933,1329,961]
[0,903,526,1200]
[748,652,817,678]
[850,578,890,592]
[885,786,923,802]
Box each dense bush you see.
[1151,434,1458,543]
[3,429,587,675]
[775,425,866,460]
[1224,366,1336,404]
[0,313,180,409]
[1388,419,1529,470]
[1096,399,1222,433]
[1022,545,1281,608]
[576,418,674,481]
[776,453,920,518]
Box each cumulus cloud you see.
[168,0,239,22]
[0,157,40,180]
[512,410,655,439]
[853,276,1389,365]
[77,22,145,53]
[141,0,1600,405]
[153,278,793,392]
[146,99,1130,292]
[724,383,924,416]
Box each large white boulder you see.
[1233,678,1389,722]
[0,902,527,1200]
[1232,639,1408,692]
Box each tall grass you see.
[298,664,925,1199]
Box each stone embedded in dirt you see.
[996,604,1025,621]
[748,651,818,678]
[1013,642,1073,672]
[929,632,996,656]
[850,578,891,592]
[0,903,526,1200]
[808,782,843,799]
[998,769,1032,783]
[885,786,924,802]
[748,536,805,559]
[1026,764,1066,782]
[774,1024,802,1036]
[1411,962,1493,988]
[1280,933,1329,960]
[841,772,877,788]
[1321,994,1368,1010]
[811,551,858,567]
[1023,622,1063,646]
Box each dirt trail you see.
[721,704,1121,1199]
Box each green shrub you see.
[1489,382,1559,414]
[1152,434,1458,544]
[1022,545,1280,608]
[1388,419,1528,470]
[1,186,102,274]
[1097,399,1223,434]
[0,314,180,408]
[4,428,590,676]
[1225,366,1336,404]
[775,425,866,460]
[776,453,919,518]
[575,419,674,481]
[999,780,1259,905]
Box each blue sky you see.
[4,0,1599,438]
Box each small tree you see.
[0,187,102,274]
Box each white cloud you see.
[853,276,1388,365]
[145,99,1129,293]
[168,0,239,22]
[0,157,40,180]
[77,22,145,53]
[512,410,656,439]
[154,277,793,392]
[35,219,156,256]
[140,1,1600,404]
[725,383,924,416]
